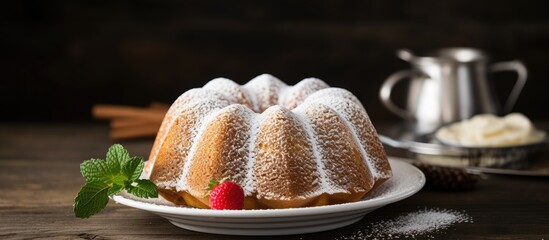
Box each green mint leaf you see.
[126,179,158,198]
[80,158,124,185]
[123,156,145,181]
[80,158,107,182]
[106,144,131,166]
[75,144,159,218]
[108,183,125,196]
[74,181,111,218]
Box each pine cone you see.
[412,162,480,191]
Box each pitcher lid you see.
[398,47,488,63]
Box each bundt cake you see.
[145,74,392,209]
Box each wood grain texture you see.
[1,123,548,239]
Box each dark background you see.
[2,0,549,123]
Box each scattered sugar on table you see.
[337,208,472,239]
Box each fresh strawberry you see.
[205,177,244,210]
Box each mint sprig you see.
[74,144,158,218]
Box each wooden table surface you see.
[1,123,548,239]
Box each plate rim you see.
[111,158,425,218]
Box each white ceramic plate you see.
[111,158,425,236]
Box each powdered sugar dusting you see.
[337,208,472,240]
[303,88,392,182]
[279,77,329,110]
[175,101,230,191]
[253,106,320,201]
[296,101,375,195]
[243,110,262,195]
[293,111,332,196]
[150,74,391,208]
[243,74,288,113]
[203,78,254,109]
[147,88,231,173]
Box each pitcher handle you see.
[490,60,528,114]
[379,69,424,120]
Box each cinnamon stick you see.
[149,102,170,111]
[92,104,166,122]
[110,122,162,140]
[91,103,170,140]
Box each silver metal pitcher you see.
[380,47,527,134]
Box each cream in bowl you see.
[435,113,546,147]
